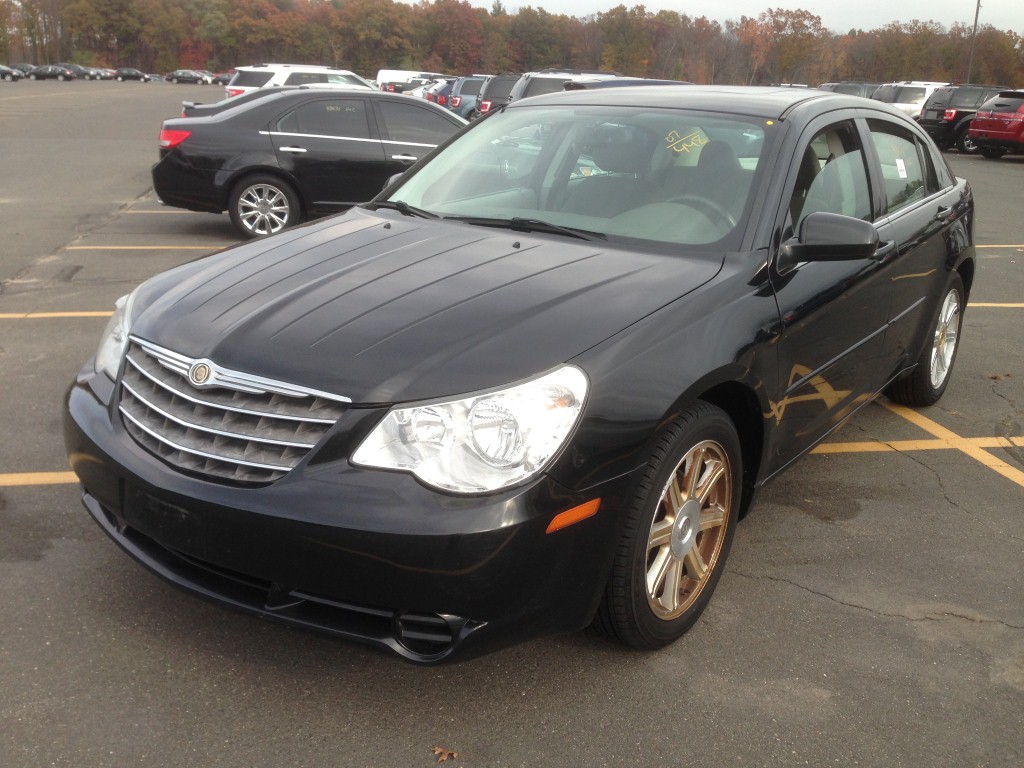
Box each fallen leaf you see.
[431,745,459,763]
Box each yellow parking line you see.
[976,244,1024,249]
[816,402,1024,490]
[0,472,78,487]
[65,245,227,251]
[816,436,1024,453]
[969,303,1024,308]
[0,311,112,319]
[122,210,199,214]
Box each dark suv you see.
[471,73,522,119]
[918,84,1010,153]
[505,69,621,104]
[448,75,487,118]
[816,81,881,98]
[969,90,1024,159]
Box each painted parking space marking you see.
[0,472,78,487]
[0,311,113,319]
[814,402,1024,490]
[64,245,228,251]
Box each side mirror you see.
[780,212,880,270]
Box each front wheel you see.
[228,174,300,239]
[594,402,741,650]
[886,272,965,407]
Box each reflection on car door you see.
[269,96,390,214]
[864,118,971,373]
[766,117,893,475]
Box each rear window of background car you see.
[377,102,457,145]
[231,71,273,87]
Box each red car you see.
[969,90,1024,159]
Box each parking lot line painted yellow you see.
[65,245,228,251]
[976,244,1024,249]
[969,302,1024,308]
[0,472,78,487]
[815,436,1024,453]
[0,311,113,319]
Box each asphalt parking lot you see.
[1,80,1022,767]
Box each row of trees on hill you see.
[3,0,1022,86]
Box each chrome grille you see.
[119,338,349,484]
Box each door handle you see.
[279,146,308,153]
[934,205,954,221]
[873,240,897,260]
[391,154,418,162]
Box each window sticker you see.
[665,129,708,153]
[895,158,908,179]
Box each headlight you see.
[352,366,588,494]
[94,289,138,380]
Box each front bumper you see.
[64,369,631,663]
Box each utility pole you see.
[966,0,982,83]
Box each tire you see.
[228,174,300,239]
[955,129,980,154]
[3,74,11,82]
[117,76,124,81]
[57,75,66,81]
[980,147,1006,159]
[594,401,741,650]
[886,272,965,407]
[172,77,179,84]
[30,74,37,80]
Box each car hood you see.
[131,209,724,404]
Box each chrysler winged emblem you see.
[188,361,212,387]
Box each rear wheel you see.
[594,402,741,650]
[886,272,964,407]
[955,129,979,154]
[980,147,1006,159]
[228,174,300,239]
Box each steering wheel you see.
[668,194,737,230]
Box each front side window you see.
[787,122,871,233]
[377,102,457,145]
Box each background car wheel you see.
[980,147,1006,159]
[955,130,979,154]
[172,77,179,84]
[886,272,965,407]
[29,73,37,80]
[228,175,300,239]
[57,75,66,81]
[594,401,741,650]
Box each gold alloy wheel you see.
[644,439,732,620]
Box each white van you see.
[226,64,373,98]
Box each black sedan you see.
[65,86,975,663]
[28,65,75,81]
[152,88,466,238]
[1,64,22,82]
[165,69,208,84]
[114,68,149,82]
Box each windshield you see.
[384,104,773,248]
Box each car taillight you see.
[426,93,435,102]
[943,108,958,121]
[226,88,243,97]
[480,100,492,113]
[451,96,461,107]
[438,94,447,106]
[159,129,191,149]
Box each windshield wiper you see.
[445,215,607,241]
[365,200,438,219]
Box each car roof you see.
[509,84,880,120]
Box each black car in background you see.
[67,86,975,663]
[1,64,23,82]
[153,88,466,237]
[114,68,150,82]
[165,69,208,84]
[28,65,76,81]
[918,83,1011,153]
[817,81,882,98]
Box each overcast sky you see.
[470,0,1022,35]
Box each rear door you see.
[862,116,972,373]
[268,95,390,214]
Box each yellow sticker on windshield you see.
[665,130,709,153]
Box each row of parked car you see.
[1,62,234,83]
[818,80,1024,158]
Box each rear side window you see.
[867,121,937,215]
[523,77,567,98]
[925,88,953,108]
[284,72,327,86]
[276,98,370,139]
[230,70,273,88]
[950,86,985,108]
[979,92,1024,113]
